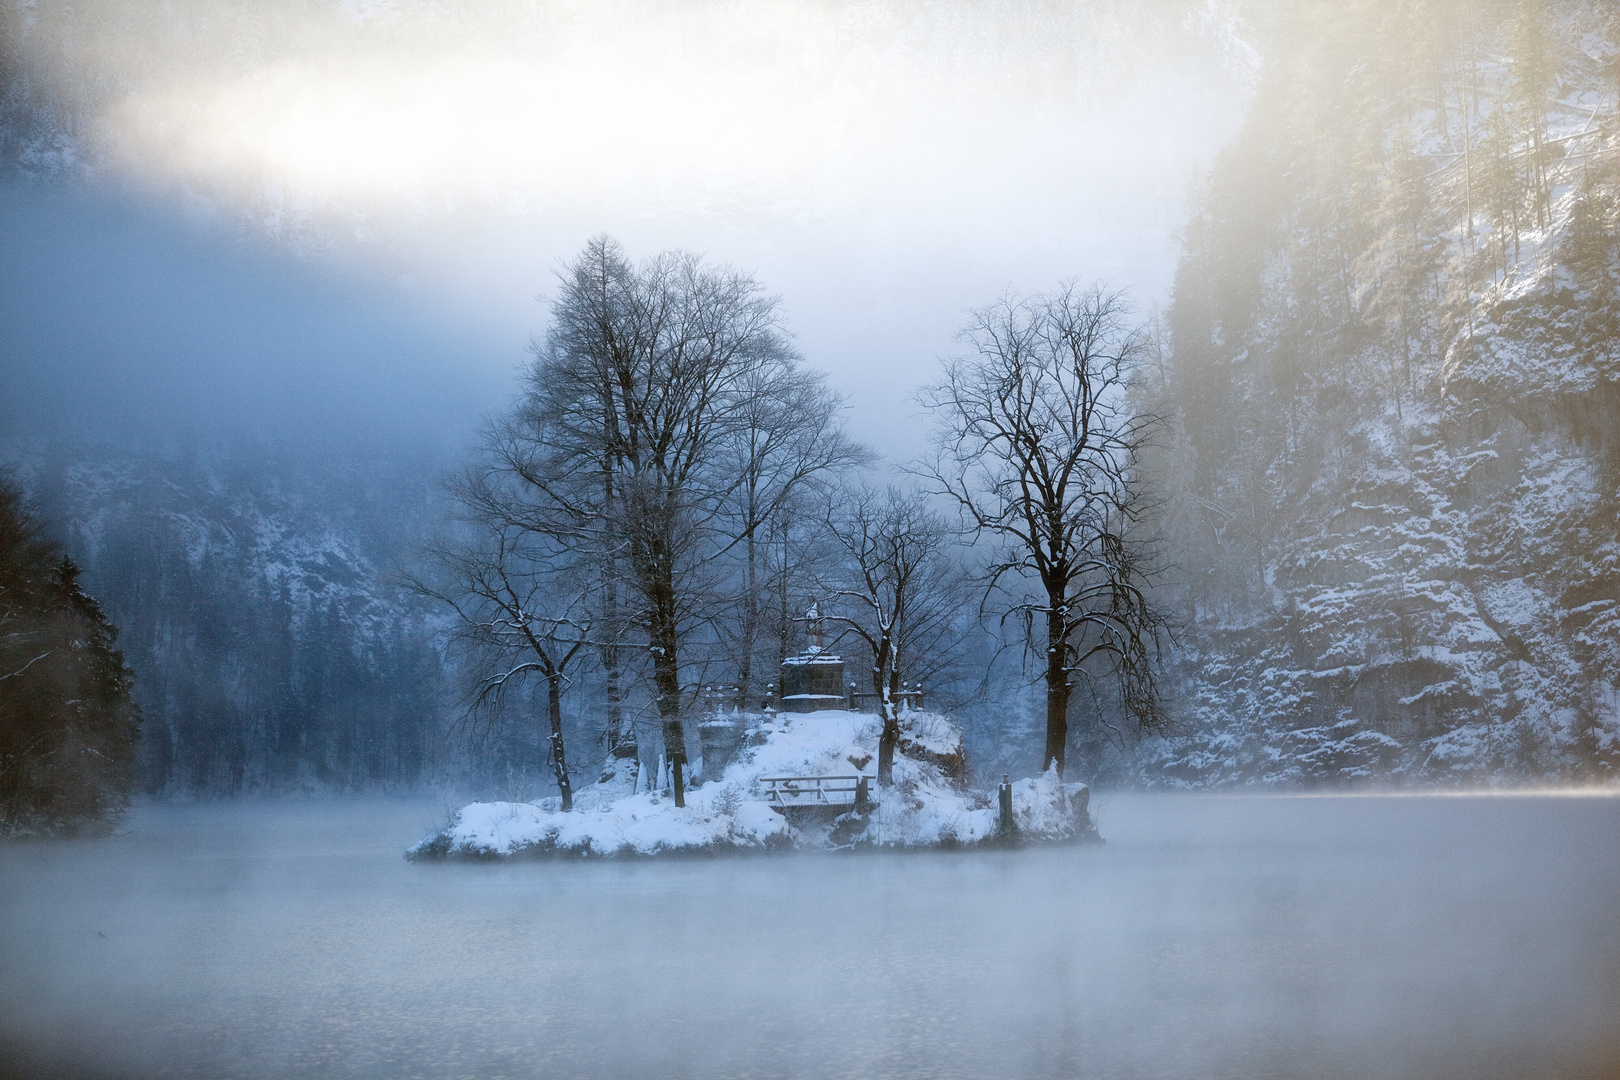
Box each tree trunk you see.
[601,472,633,760]
[650,621,687,808]
[874,639,899,786]
[1043,601,1069,776]
[604,646,629,757]
[547,672,573,812]
[601,582,631,760]
[739,522,758,703]
[635,496,687,806]
[877,705,899,786]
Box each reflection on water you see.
[1,792,1616,1079]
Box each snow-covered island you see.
[409,709,1097,859]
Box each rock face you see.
[896,710,968,786]
[1133,1,1620,787]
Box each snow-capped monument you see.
[778,602,847,713]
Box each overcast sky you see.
[1,0,1261,464]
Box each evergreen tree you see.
[0,476,140,834]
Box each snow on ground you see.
[410,710,1096,859]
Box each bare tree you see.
[514,236,860,807]
[919,283,1168,777]
[416,469,592,811]
[757,491,830,692]
[819,484,965,785]
[723,366,871,703]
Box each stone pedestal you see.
[778,652,846,712]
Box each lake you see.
[2,791,1616,1079]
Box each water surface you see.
[2,792,1615,1079]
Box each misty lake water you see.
[1,793,1615,1080]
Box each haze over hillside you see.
[2,0,1260,460]
[1140,0,1620,786]
[2,0,1615,795]
[1,0,1261,795]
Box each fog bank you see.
[2,792,1615,1079]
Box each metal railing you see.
[758,774,874,809]
[688,682,926,714]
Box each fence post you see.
[998,774,1014,837]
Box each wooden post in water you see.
[998,775,1014,837]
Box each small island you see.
[409,705,1095,860]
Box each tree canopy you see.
[429,236,864,807]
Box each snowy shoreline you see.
[408,710,1099,860]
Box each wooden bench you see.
[758,774,874,810]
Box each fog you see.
[1,0,1259,460]
[0,185,503,451]
[2,794,1616,1079]
[7,4,1618,1077]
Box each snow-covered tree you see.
[500,236,861,807]
[416,467,593,811]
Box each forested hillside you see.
[8,445,455,796]
[1136,0,1619,785]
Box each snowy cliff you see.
[1134,0,1620,787]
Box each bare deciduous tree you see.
[416,470,592,810]
[512,236,861,807]
[920,283,1168,777]
[724,367,871,703]
[757,492,828,691]
[820,484,964,785]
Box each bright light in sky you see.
[18,0,1261,457]
[95,3,1255,222]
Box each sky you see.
[1,0,1262,464]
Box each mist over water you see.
[2,793,1615,1080]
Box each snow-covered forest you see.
[2,0,1616,805]
[1131,0,1620,786]
[8,445,451,797]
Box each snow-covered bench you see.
[758,774,873,810]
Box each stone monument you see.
[777,602,847,713]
